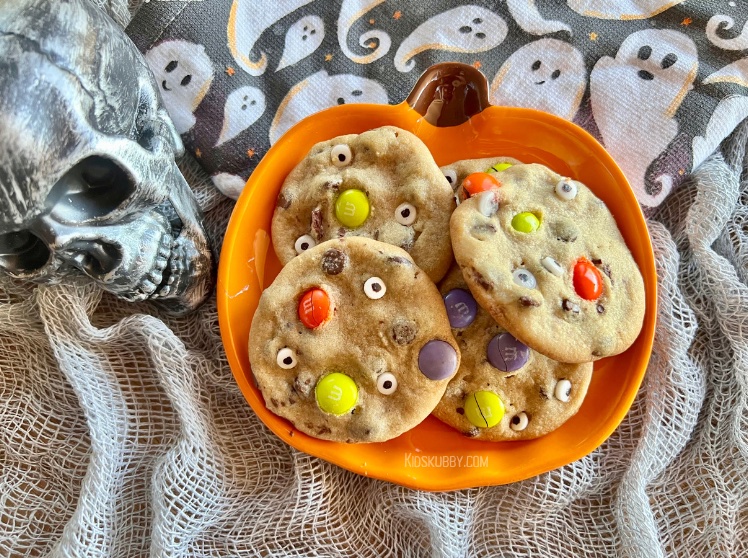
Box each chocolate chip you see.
[469,267,493,291]
[387,256,412,266]
[337,227,346,238]
[324,180,340,191]
[465,428,480,438]
[311,207,324,240]
[539,388,549,399]
[373,229,380,241]
[271,398,279,407]
[400,237,414,251]
[277,192,291,209]
[456,407,465,415]
[321,248,347,275]
[562,299,580,313]
[519,296,540,307]
[471,223,497,234]
[596,304,605,314]
[391,320,417,345]
[317,426,332,435]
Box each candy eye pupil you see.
[383,381,392,389]
[563,184,571,192]
[446,176,453,183]
[372,283,381,292]
[511,416,520,425]
[401,208,410,218]
[283,357,292,365]
[301,243,309,250]
[338,154,346,162]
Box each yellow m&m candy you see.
[335,189,370,228]
[464,391,505,428]
[315,372,358,415]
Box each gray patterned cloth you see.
[2,1,748,557]
[127,0,748,208]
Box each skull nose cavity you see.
[63,240,122,277]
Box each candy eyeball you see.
[376,372,398,395]
[443,169,457,187]
[331,144,353,167]
[541,256,564,276]
[364,276,386,299]
[512,268,537,289]
[554,379,572,402]
[294,234,316,254]
[276,347,297,369]
[555,179,577,201]
[395,202,417,225]
[510,412,529,431]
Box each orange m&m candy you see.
[573,258,603,301]
[461,172,501,198]
[298,288,331,329]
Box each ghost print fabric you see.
[127,0,748,207]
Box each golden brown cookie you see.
[433,265,593,441]
[248,237,460,443]
[450,163,646,363]
[271,126,455,282]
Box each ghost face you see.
[490,39,586,120]
[602,29,697,115]
[145,40,215,134]
[0,0,213,314]
[394,6,508,72]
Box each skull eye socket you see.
[47,156,136,221]
[0,230,51,274]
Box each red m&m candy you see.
[298,288,331,329]
[461,172,501,198]
[573,258,603,301]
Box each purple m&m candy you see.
[487,333,529,372]
[418,340,458,380]
[443,288,478,328]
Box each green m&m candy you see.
[511,212,541,233]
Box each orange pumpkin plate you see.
[217,63,657,491]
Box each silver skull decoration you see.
[0,0,214,314]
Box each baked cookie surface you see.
[272,126,455,282]
[248,237,460,443]
[450,163,646,363]
[433,266,593,441]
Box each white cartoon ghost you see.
[228,0,314,76]
[394,6,507,73]
[277,15,325,71]
[505,0,571,36]
[693,96,748,169]
[338,0,391,64]
[145,40,214,134]
[703,58,748,88]
[490,38,586,120]
[269,70,388,144]
[591,29,698,207]
[706,15,748,50]
[567,0,686,19]
[212,173,248,200]
[215,86,266,147]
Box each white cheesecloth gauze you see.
[1,1,747,556]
